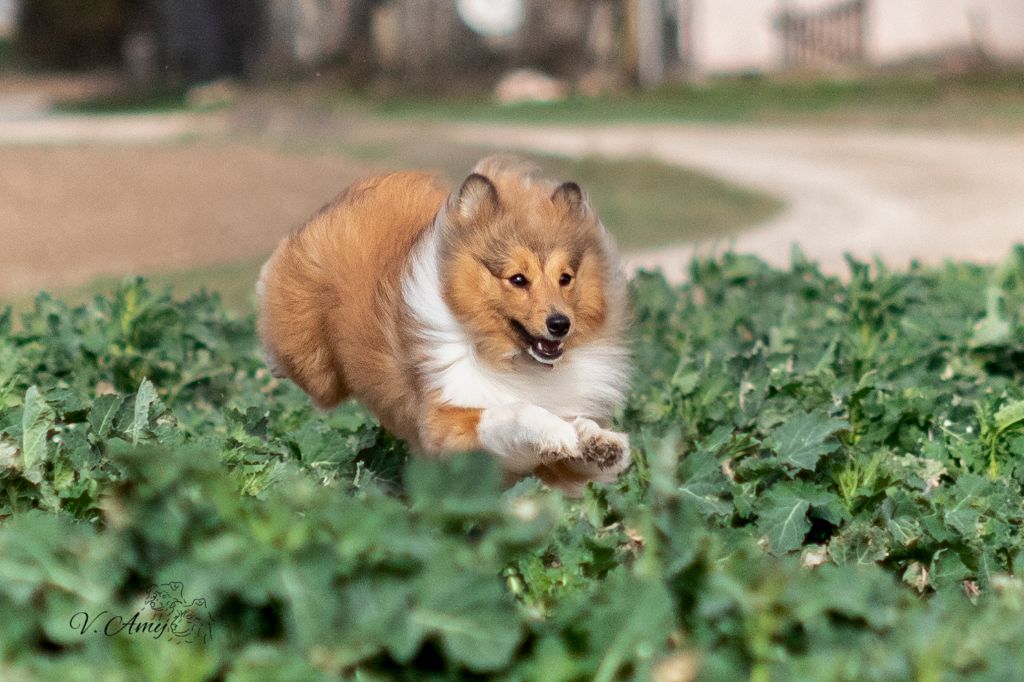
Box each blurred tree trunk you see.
[258,0,366,76]
[634,0,665,86]
[16,0,136,68]
[149,0,264,83]
[626,0,689,87]
[373,0,495,93]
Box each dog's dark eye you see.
[559,273,573,286]
[509,274,529,287]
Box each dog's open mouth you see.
[510,320,564,364]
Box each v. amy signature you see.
[69,581,213,645]
[70,609,175,639]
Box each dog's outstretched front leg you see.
[421,402,578,474]
[420,404,632,496]
[531,418,631,496]
[477,403,580,473]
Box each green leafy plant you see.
[2,248,1024,679]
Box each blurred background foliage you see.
[16,0,138,68]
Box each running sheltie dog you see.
[257,156,632,494]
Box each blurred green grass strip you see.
[372,71,1024,128]
[51,86,200,115]
[550,155,781,249]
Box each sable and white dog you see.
[257,156,632,493]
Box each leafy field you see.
[3,248,1024,680]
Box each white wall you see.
[0,0,15,37]
[689,0,1024,74]
[690,0,778,74]
[870,0,1024,62]
[984,1,1024,59]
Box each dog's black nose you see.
[546,313,571,337]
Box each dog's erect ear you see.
[455,173,499,221]
[551,181,588,218]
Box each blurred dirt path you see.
[450,123,1024,281]
[0,112,225,144]
[0,144,370,296]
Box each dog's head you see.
[439,156,626,367]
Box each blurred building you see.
[11,0,369,82]
[372,0,630,92]
[136,0,630,92]
[687,0,1024,75]
[9,0,1024,88]
[127,0,369,84]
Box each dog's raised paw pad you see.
[580,437,624,469]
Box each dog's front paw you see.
[480,403,579,473]
[535,420,632,496]
[522,405,578,463]
[572,418,631,474]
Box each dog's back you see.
[257,171,449,419]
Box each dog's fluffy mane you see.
[402,154,631,421]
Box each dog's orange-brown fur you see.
[259,171,447,439]
[259,156,631,492]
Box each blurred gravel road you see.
[451,123,1024,280]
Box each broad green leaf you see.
[765,410,848,472]
[411,560,522,672]
[930,549,972,591]
[793,563,897,630]
[589,570,675,682]
[342,576,420,663]
[944,507,981,539]
[942,474,989,538]
[670,358,701,395]
[970,287,1010,348]
[21,386,53,484]
[994,399,1024,435]
[696,423,734,456]
[407,451,502,519]
[678,450,732,519]
[131,378,158,445]
[891,454,946,492]
[280,555,344,651]
[884,515,922,548]
[778,480,847,525]
[88,394,125,439]
[828,521,890,566]
[756,487,811,555]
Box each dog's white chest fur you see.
[427,339,628,419]
[402,224,629,420]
